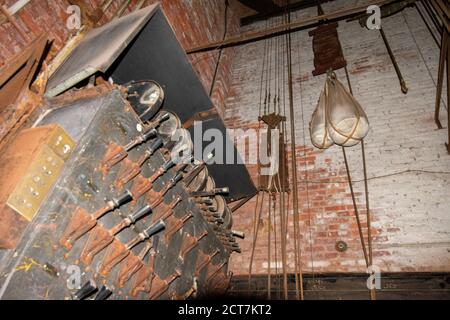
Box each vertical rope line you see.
[342,147,369,267]
[259,21,269,117]
[267,193,272,299]
[272,191,279,298]
[286,8,303,300]
[248,191,265,289]
[296,17,315,280]
[345,65,376,300]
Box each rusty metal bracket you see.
[205,261,227,283]
[148,270,181,300]
[98,240,129,276]
[130,254,156,297]
[178,231,208,262]
[80,225,113,265]
[194,249,219,278]
[60,190,132,250]
[117,242,153,288]
[164,213,193,242]
[151,196,182,221]
[100,142,128,173]
[80,205,152,264]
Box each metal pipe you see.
[379,27,408,94]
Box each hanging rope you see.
[344,66,376,300]
[285,1,304,299]
[295,10,316,281]
[267,193,272,299]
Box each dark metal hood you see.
[45,4,159,97]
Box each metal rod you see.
[0,0,30,24]
[0,5,31,42]
[421,0,443,35]
[361,140,376,300]
[286,8,303,300]
[102,0,115,12]
[230,194,255,213]
[447,31,450,154]
[134,0,146,11]
[435,30,448,129]
[415,2,440,48]
[115,0,132,18]
[344,67,375,300]
[430,0,450,34]
[379,27,408,94]
[247,192,265,291]
[186,0,399,54]
[342,147,370,267]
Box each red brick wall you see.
[0,0,246,115]
[225,1,450,275]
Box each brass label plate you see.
[6,125,75,221]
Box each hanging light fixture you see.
[325,71,369,147]
[309,90,334,149]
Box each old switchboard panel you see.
[0,89,239,300]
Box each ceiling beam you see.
[237,0,279,14]
[240,0,334,26]
[186,0,401,54]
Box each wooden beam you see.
[228,273,450,300]
[187,0,401,54]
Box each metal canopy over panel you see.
[45,4,159,97]
[105,8,257,201]
[107,9,214,123]
[43,4,256,202]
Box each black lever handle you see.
[215,187,229,195]
[171,172,183,185]
[148,137,163,154]
[162,158,175,171]
[143,220,165,239]
[112,189,133,207]
[128,205,152,223]
[94,285,112,300]
[157,113,170,123]
[142,128,157,141]
[73,280,97,300]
